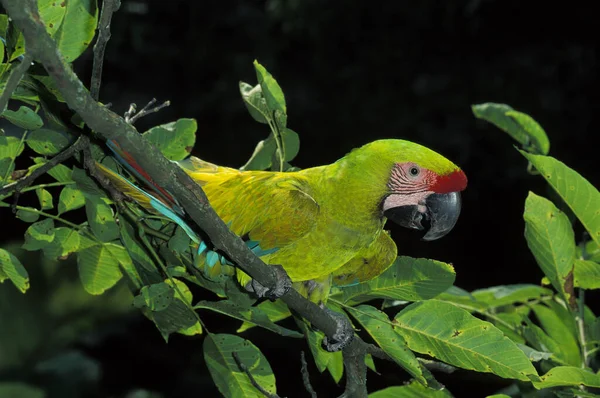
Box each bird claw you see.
[245,265,292,301]
[321,305,354,352]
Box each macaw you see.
[99,139,467,303]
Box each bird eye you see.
[409,166,420,176]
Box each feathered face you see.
[382,160,467,240]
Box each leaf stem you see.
[576,288,590,368]
[20,181,75,193]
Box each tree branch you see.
[0,54,33,114]
[0,135,88,196]
[2,1,370,396]
[90,0,121,101]
[301,351,318,398]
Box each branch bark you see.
[1,1,374,396]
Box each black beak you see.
[383,192,462,241]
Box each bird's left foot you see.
[321,305,354,352]
[245,264,292,301]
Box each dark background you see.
[1,0,598,397]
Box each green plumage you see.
[101,139,464,303]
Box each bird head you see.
[348,139,468,240]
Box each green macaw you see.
[99,139,467,303]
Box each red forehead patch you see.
[430,169,468,193]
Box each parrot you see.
[98,139,467,305]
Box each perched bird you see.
[99,139,467,303]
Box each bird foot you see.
[245,265,292,301]
[321,305,354,352]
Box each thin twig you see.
[90,0,121,101]
[0,54,33,114]
[80,137,126,202]
[232,351,283,398]
[418,358,457,374]
[301,351,318,398]
[125,98,171,124]
[0,135,88,196]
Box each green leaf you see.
[77,243,123,295]
[165,278,202,336]
[195,300,301,338]
[143,118,197,161]
[521,152,600,246]
[0,248,29,293]
[6,22,25,61]
[470,284,553,309]
[58,185,85,214]
[524,192,575,304]
[574,259,600,289]
[45,162,73,182]
[239,82,269,124]
[347,305,425,384]
[531,304,581,366]
[16,209,40,223]
[237,299,292,333]
[35,188,53,210]
[54,0,98,62]
[1,106,43,130]
[0,383,45,398]
[72,166,106,198]
[0,135,25,159]
[253,60,286,114]
[532,366,600,389]
[369,381,453,398]
[85,196,119,242]
[0,37,4,64]
[133,282,174,311]
[119,220,161,282]
[472,103,549,155]
[393,300,539,381]
[22,218,55,251]
[38,0,68,37]
[204,333,277,398]
[42,227,81,259]
[339,257,455,305]
[26,128,72,155]
[150,298,197,341]
[516,344,552,362]
[296,317,342,377]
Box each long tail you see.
[99,140,234,278]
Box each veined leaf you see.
[516,344,552,362]
[133,282,174,311]
[16,209,40,223]
[347,305,425,385]
[35,188,53,210]
[574,259,600,289]
[77,243,123,295]
[532,366,600,389]
[470,284,553,308]
[42,227,81,259]
[0,136,25,160]
[253,60,286,114]
[472,103,549,155]
[524,192,575,304]
[237,299,291,333]
[239,82,269,124]
[54,0,98,62]
[26,128,72,155]
[393,300,538,381]
[1,106,43,130]
[85,196,119,242]
[45,162,73,182]
[0,248,29,293]
[58,186,85,214]
[369,381,453,398]
[531,304,581,366]
[240,128,300,171]
[521,152,600,246]
[38,0,68,37]
[196,300,301,338]
[143,118,197,161]
[522,322,565,365]
[22,218,55,251]
[339,257,455,305]
[163,278,202,336]
[204,333,277,398]
[295,319,343,382]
